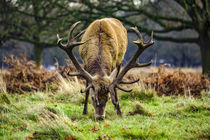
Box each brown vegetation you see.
[1,55,209,96]
[144,66,209,96]
[126,66,209,97]
[2,54,59,94]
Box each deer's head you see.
[88,75,110,120]
[82,67,127,120]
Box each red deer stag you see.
[57,18,154,120]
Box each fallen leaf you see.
[26,135,34,140]
[33,131,38,136]
[102,135,111,140]
[65,136,75,140]
[104,123,110,128]
[78,129,83,132]
[90,126,99,133]
[26,131,38,140]
[89,114,93,119]
[122,125,130,130]
[150,112,155,115]
[71,116,76,121]
[96,136,102,140]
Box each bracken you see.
[142,66,210,96]
[2,54,59,94]
[1,55,209,96]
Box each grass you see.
[0,87,209,140]
[1,56,209,139]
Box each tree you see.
[0,0,81,66]
[126,0,209,75]
[1,0,209,75]
[173,0,209,75]
[68,0,209,75]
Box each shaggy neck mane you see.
[85,22,105,77]
[85,58,104,76]
[83,20,115,77]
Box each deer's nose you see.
[95,116,105,121]
[95,114,105,121]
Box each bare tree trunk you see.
[200,36,210,76]
[34,45,44,67]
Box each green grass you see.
[0,89,209,140]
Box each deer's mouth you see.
[95,114,105,120]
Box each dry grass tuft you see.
[55,74,85,104]
[56,74,84,94]
[28,109,73,139]
[0,70,7,93]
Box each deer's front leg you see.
[83,83,90,115]
[114,88,122,116]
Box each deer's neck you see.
[85,58,106,77]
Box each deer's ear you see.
[109,68,118,82]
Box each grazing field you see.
[0,88,210,139]
[0,56,210,139]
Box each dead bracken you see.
[1,54,209,97]
[142,66,210,97]
[2,54,60,94]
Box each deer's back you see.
[79,18,128,75]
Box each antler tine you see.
[136,60,152,67]
[145,31,154,46]
[130,27,143,41]
[131,27,154,48]
[81,84,93,93]
[74,29,86,40]
[116,85,132,93]
[67,72,84,77]
[120,79,139,84]
[148,31,154,43]
[68,21,81,42]
[57,34,66,50]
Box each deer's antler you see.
[57,21,93,83]
[109,27,155,104]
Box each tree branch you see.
[83,1,193,34]
[112,2,193,25]
[4,35,56,48]
[153,34,198,43]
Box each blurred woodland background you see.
[0,1,209,139]
[0,0,209,75]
